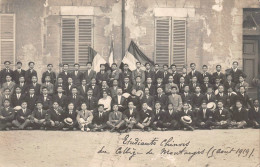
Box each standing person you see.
[77,103,93,132]
[45,101,65,130]
[200,65,212,84]
[170,64,181,85]
[106,104,124,132]
[28,76,41,96]
[0,61,14,85]
[12,101,32,130]
[162,64,170,84]
[57,64,70,86]
[212,65,225,84]
[108,63,120,86]
[25,62,37,84]
[235,75,249,92]
[188,63,202,84]
[92,104,109,131]
[13,61,26,84]
[0,99,15,130]
[223,74,235,92]
[71,63,83,87]
[41,64,56,85]
[30,101,48,130]
[229,61,246,84]
[132,62,145,85]
[62,103,78,130]
[1,75,16,95]
[87,78,101,99]
[83,62,96,85]
[96,64,109,85]
[144,63,155,83]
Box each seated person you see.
[230,100,249,129]
[63,103,78,131]
[161,103,180,131]
[136,103,155,131]
[121,101,140,133]
[196,101,214,129]
[151,102,165,131]
[31,101,48,130]
[213,101,231,129]
[0,99,15,130]
[92,104,109,131]
[12,101,33,130]
[107,104,124,132]
[179,102,195,131]
[45,101,65,130]
[248,99,260,129]
[77,103,93,132]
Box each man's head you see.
[32,76,38,83]
[91,78,96,85]
[168,103,173,110]
[180,76,185,83]
[16,61,22,69]
[144,87,150,95]
[190,63,196,71]
[154,64,159,71]
[68,103,74,110]
[235,101,242,109]
[218,85,224,93]
[87,89,93,96]
[21,101,27,109]
[112,79,118,86]
[168,75,174,83]
[71,87,78,95]
[204,76,209,83]
[123,64,129,71]
[195,86,201,93]
[113,104,119,112]
[86,62,92,69]
[36,102,43,110]
[28,62,35,69]
[155,102,161,110]
[239,86,245,94]
[19,76,25,83]
[216,65,221,72]
[226,74,232,81]
[74,63,80,70]
[253,99,259,107]
[3,99,10,108]
[111,63,117,71]
[207,87,213,94]
[163,64,168,71]
[142,103,148,110]
[192,76,197,83]
[184,85,190,92]
[183,102,190,110]
[136,62,141,69]
[217,101,223,108]
[171,64,177,72]
[135,76,141,83]
[128,101,134,109]
[45,75,51,83]
[201,101,207,109]
[47,64,53,71]
[171,86,178,94]
[232,61,238,69]
[53,101,59,109]
[4,61,11,68]
[98,104,104,113]
[124,77,130,83]
[146,77,152,84]
[68,77,73,84]
[81,79,87,86]
[42,87,48,95]
[29,88,35,95]
[157,77,162,84]
[6,75,12,82]
[157,87,163,94]
[63,64,69,71]
[57,86,63,93]
[81,103,87,110]
[15,87,21,94]
[239,75,245,83]
[202,65,208,73]
[57,77,63,84]
[145,63,151,70]
[117,88,123,95]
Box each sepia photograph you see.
[0,0,259,166]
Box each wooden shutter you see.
[78,17,93,66]
[61,17,76,65]
[172,19,186,72]
[0,14,15,67]
[155,17,171,66]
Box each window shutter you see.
[155,17,171,66]
[78,17,93,66]
[172,19,186,72]
[61,17,75,65]
[0,14,15,67]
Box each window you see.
[61,16,93,67]
[0,14,15,68]
[155,17,186,71]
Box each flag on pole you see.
[108,40,114,66]
[88,47,107,72]
[120,40,154,71]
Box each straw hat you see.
[181,116,192,124]
[64,118,73,126]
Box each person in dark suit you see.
[122,77,132,94]
[132,76,145,92]
[28,76,41,96]
[70,63,83,87]
[189,76,200,93]
[12,101,32,130]
[213,101,231,129]
[200,65,213,84]
[78,79,88,97]
[119,64,132,85]
[24,87,38,111]
[57,64,71,86]
[144,63,155,83]
[215,85,228,107]
[181,85,193,106]
[30,101,48,129]
[131,62,145,85]
[192,86,204,110]
[161,103,180,130]
[111,88,127,112]
[106,104,125,132]
[0,99,15,130]
[96,64,109,85]
[109,79,119,98]
[228,61,246,84]
[179,102,195,131]
[53,77,66,94]
[201,76,213,94]
[62,103,78,130]
[66,87,84,111]
[45,101,65,130]
[14,76,28,94]
[11,87,26,107]
[230,101,249,128]
[87,78,101,99]
[145,77,156,96]
[52,86,68,110]
[151,102,165,130]
[178,76,186,94]
[92,104,109,131]
[248,99,260,128]
[212,65,226,84]
[136,103,155,131]
[84,89,98,112]
[108,63,120,86]
[202,87,217,103]
[140,87,154,109]
[83,62,96,85]
[196,101,214,129]
[188,63,202,84]
[65,77,77,96]
[25,62,37,84]
[223,74,236,93]
[121,101,140,133]
[13,61,26,84]
[162,64,170,84]
[236,86,252,109]
[180,67,190,84]
[154,87,168,110]
[155,77,165,93]
[0,88,12,107]
[37,87,53,110]
[0,61,14,85]
[226,87,237,109]
[41,64,56,85]
[154,64,163,84]
[170,64,181,85]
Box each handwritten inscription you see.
[97,134,256,161]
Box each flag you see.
[120,40,154,71]
[88,47,107,72]
[108,40,114,66]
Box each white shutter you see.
[0,14,15,68]
[172,19,186,72]
[61,17,76,65]
[78,17,93,66]
[155,17,171,66]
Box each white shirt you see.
[219,108,223,114]
[17,93,21,99]
[203,109,207,118]
[129,109,133,115]
[117,95,122,104]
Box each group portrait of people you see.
[0,59,259,133]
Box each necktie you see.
[164,72,167,77]
[73,95,76,99]
[99,113,102,118]
[203,110,206,118]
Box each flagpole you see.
[122,0,125,59]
